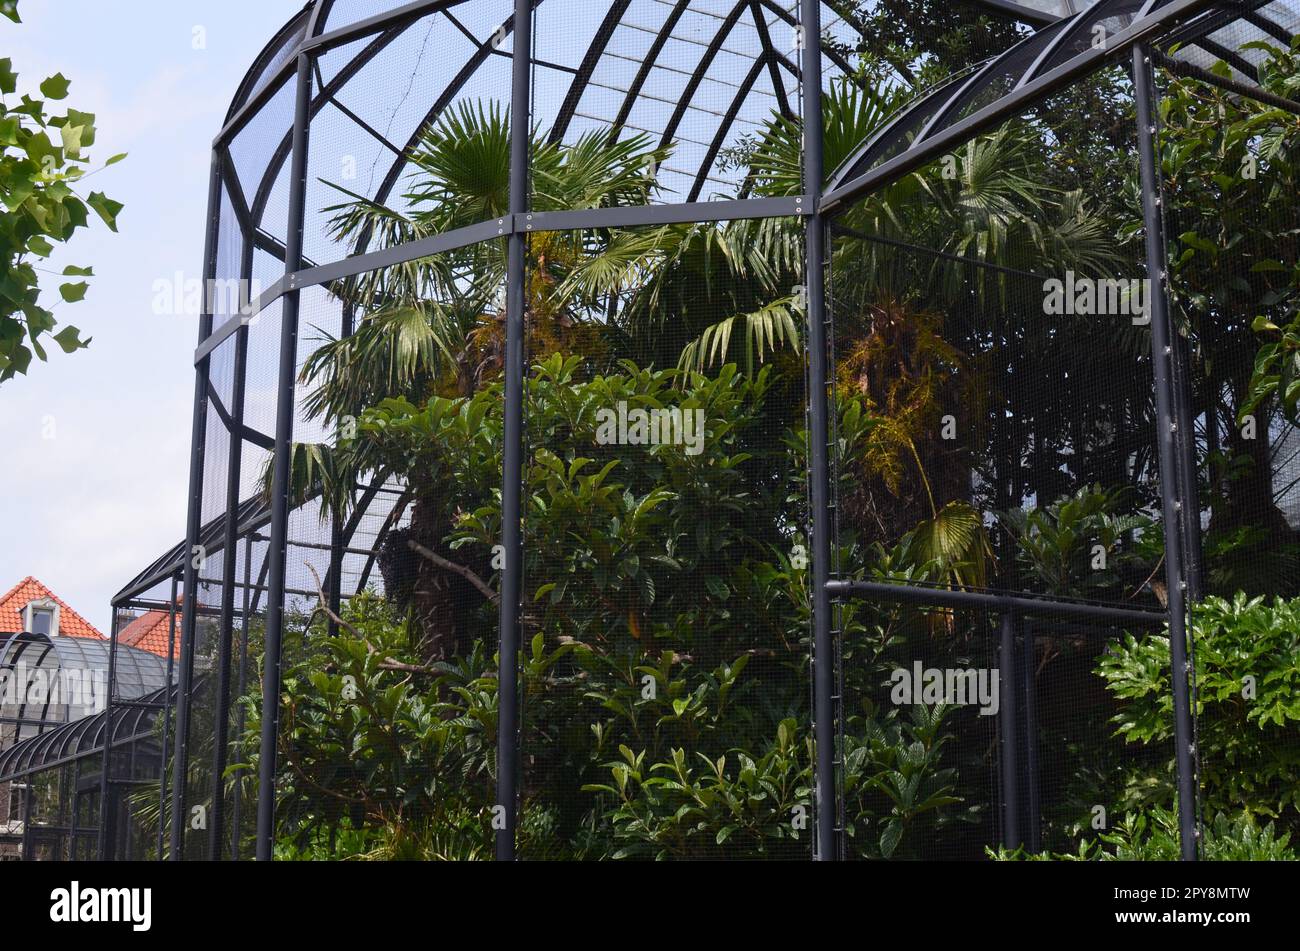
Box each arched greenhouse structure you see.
[20,0,1300,862]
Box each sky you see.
[0,1,302,633]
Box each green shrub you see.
[990,808,1295,861]
[248,356,977,860]
[1097,594,1300,833]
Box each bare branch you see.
[304,562,438,675]
[306,563,364,639]
[406,539,499,604]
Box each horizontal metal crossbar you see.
[195,196,809,364]
[193,277,287,365]
[826,579,1169,626]
[523,196,808,231]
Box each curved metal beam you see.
[223,7,313,127]
[749,1,794,119]
[660,1,752,152]
[613,0,691,135]
[1014,0,1117,90]
[549,0,635,143]
[306,0,336,38]
[1242,9,1293,44]
[913,13,1072,142]
[820,0,1220,212]
[824,67,978,193]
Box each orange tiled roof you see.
[0,576,105,640]
[117,608,180,660]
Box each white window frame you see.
[23,599,59,637]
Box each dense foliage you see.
[1163,39,1300,596]
[1099,595,1300,827]
[997,594,1300,860]
[211,14,1300,861]
[256,359,982,859]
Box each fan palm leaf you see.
[678,296,801,375]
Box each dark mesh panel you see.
[829,64,1180,859]
[1154,11,1300,856]
[839,603,999,859]
[1020,610,1174,856]
[831,67,1160,608]
[229,238,508,860]
[517,219,811,859]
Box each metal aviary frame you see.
[160,0,1260,862]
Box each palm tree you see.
[684,80,1137,588]
[273,102,668,657]
[303,101,668,414]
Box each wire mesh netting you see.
[531,0,807,204]
[516,221,811,859]
[1153,9,1300,858]
[301,3,517,270]
[1017,610,1174,854]
[835,602,1001,859]
[23,0,1292,863]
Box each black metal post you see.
[20,776,32,861]
[1172,331,1204,602]
[495,0,531,862]
[256,51,313,862]
[230,535,252,859]
[1134,43,1199,861]
[1022,621,1041,853]
[97,611,122,860]
[209,311,250,860]
[998,612,1019,851]
[157,574,178,860]
[69,763,80,860]
[1157,67,1203,602]
[170,153,223,859]
[326,304,354,639]
[326,515,343,640]
[800,0,835,862]
[208,181,257,860]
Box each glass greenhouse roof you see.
[0,633,169,747]
[0,685,166,784]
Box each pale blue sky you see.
[0,1,302,631]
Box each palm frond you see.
[678,296,801,376]
[746,79,912,196]
[300,302,474,421]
